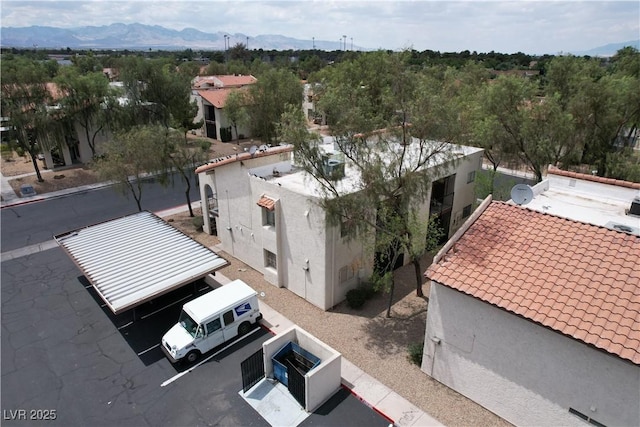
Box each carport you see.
[55,211,228,315]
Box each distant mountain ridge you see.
[1,23,637,55]
[573,40,640,57]
[0,23,351,51]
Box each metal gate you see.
[287,360,306,408]
[241,348,265,393]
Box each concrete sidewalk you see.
[213,271,443,427]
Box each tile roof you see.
[197,88,234,109]
[426,201,640,365]
[215,75,257,87]
[548,166,640,189]
[256,196,276,211]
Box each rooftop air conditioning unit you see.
[629,197,640,216]
[323,158,345,180]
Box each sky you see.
[1,0,639,54]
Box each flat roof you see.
[55,211,228,314]
[183,279,257,324]
[523,170,640,235]
[265,138,483,198]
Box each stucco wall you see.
[448,151,483,235]
[201,146,484,311]
[262,326,342,412]
[422,283,640,426]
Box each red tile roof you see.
[215,75,257,87]
[198,88,234,109]
[195,145,294,174]
[426,201,640,364]
[256,196,276,211]
[198,86,250,109]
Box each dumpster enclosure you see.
[272,341,321,387]
[262,326,341,412]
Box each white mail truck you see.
[161,279,262,363]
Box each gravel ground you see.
[168,211,510,427]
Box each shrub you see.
[345,284,377,309]
[407,342,424,366]
[192,215,204,230]
[346,288,367,309]
[220,126,232,142]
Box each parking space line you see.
[117,321,133,330]
[160,327,261,388]
[140,294,193,320]
[138,343,160,356]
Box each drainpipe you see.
[330,225,336,310]
[225,189,234,255]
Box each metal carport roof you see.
[55,211,228,314]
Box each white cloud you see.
[1,0,638,53]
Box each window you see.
[265,250,277,269]
[467,170,476,183]
[222,310,235,326]
[462,204,472,218]
[206,318,221,334]
[257,196,276,227]
[263,208,275,227]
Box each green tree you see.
[225,90,249,141]
[477,75,579,182]
[248,68,302,142]
[95,125,167,212]
[55,67,112,157]
[164,130,211,217]
[282,52,458,315]
[1,56,65,181]
[574,73,640,176]
[177,61,202,79]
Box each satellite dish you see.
[511,184,534,205]
[249,145,258,157]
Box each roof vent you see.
[604,221,640,236]
[629,197,640,216]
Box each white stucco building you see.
[421,170,640,426]
[196,138,483,310]
[191,75,257,142]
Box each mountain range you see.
[1,23,638,56]
[0,23,350,51]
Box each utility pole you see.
[224,35,229,63]
[342,35,347,51]
[312,37,315,50]
[246,36,249,50]
[351,37,353,51]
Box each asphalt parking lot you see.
[1,248,390,426]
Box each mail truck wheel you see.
[238,322,251,337]
[185,350,200,363]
